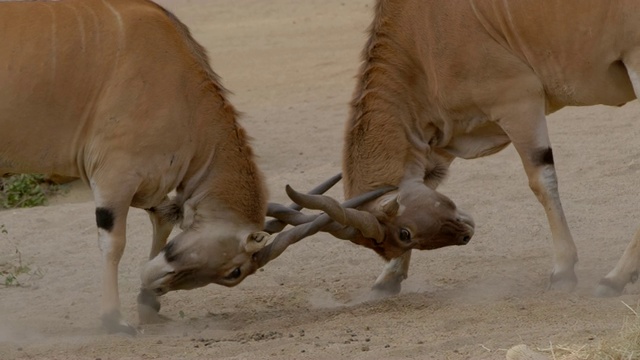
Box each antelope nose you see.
[456,210,475,229]
[457,209,474,245]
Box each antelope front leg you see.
[95,205,136,335]
[596,226,640,296]
[138,206,174,324]
[370,251,411,298]
[499,104,578,291]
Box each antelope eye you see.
[226,267,242,280]
[399,228,411,242]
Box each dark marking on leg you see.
[96,207,115,232]
[533,147,554,167]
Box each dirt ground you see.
[2,1,640,359]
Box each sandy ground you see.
[2,1,640,359]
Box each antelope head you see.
[282,181,475,260]
[252,183,398,269]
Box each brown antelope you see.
[284,0,640,297]
[0,0,275,334]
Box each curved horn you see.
[265,203,361,239]
[264,172,342,234]
[255,185,396,268]
[327,225,361,240]
[265,203,319,228]
[285,185,395,242]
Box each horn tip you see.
[285,184,298,197]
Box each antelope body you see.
[0,0,269,334]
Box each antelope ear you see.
[244,231,270,253]
[180,202,196,230]
[378,195,400,217]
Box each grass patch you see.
[0,174,65,209]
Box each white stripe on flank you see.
[100,0,125,49]
[76,2,101,52]
[67,4,86,52]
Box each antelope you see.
[1,0,274,334]
[283,0,640,297]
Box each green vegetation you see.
[0,174,64,209]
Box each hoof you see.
[548,270,577,292]
[101,311,137,336]
[370,280,402,300]
[138,303,171,325]
[137,289,167,325]
[594,278,624,298]
[137,289,161,312]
